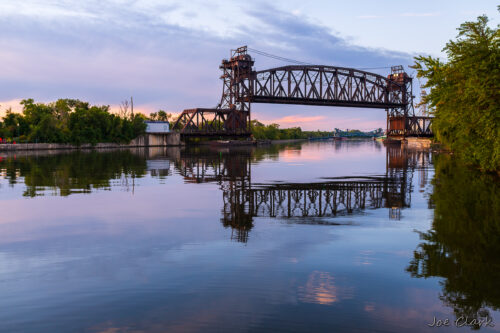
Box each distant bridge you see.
[173,46,433,138]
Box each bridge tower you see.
[386,65,414,137]
[218,46,254,133]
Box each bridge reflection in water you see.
[174,146,431,243]
[0,144,431,243]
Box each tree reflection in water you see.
[407,154,500,329]
[0,150,148,196]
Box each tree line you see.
[250,120,333,140]
[0,99,339,145]
[414,12,499,172]
[0,99,146,145]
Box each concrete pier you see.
[405,137,432,149]
[0,133,182,151]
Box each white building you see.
[145,121,170,133]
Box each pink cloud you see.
[272,115,326,124]
[254,114,326,127]
[0,99,24,116]
[253,111,385,131]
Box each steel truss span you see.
[172,46,432,137]
[172,108,249,136]
[251,65,406,109]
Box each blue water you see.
[0,141,498,332]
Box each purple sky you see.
[0,0,497,130]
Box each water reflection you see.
[406,154,500,329]
[1,142,498,332]
[298,271,354,306]
[0,150,147,196]
[201,146,430,242]
[1,144,432,244]
[163,144,430,242]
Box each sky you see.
[0,0,498,130]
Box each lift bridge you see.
[172,46,433,138]
[174,147,432,242]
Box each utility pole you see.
[131,96,134,118]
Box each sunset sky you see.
[0,0,497,130]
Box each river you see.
[0,140,498,332]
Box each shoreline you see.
[0,133,182,151]
[0,136,435,153]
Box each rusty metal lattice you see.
[172,46,431,138]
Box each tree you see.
[0,99,146,144]
[119,98,131,119]
[156,110,172,122]
[149,110,172,122]
[413,14,499,172]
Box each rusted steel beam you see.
[173,46,428,137]
[252,67,406,105]
[387,116,434,137]
[173,107,250,136]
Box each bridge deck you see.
[251,96,404,109]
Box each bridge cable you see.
[248,48,396,71]
[247,48,314,65]
[357,66,393,70]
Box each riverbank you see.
[0,133,182,151]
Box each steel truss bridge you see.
[173,46,433,138]
[173,147,432,242]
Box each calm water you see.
[0,141,498,333]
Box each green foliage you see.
[149,110,173,122]
[407,154,500,326]
[0,108,29,139]
[413,14,500,172]
[0,99,146,144]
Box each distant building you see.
[145,121,170,133]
